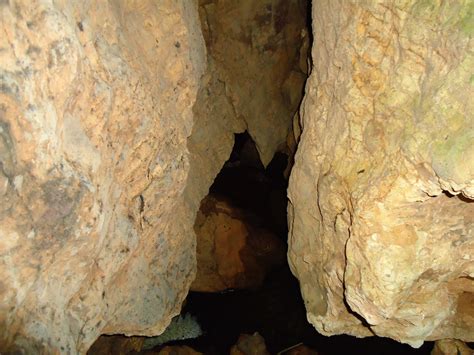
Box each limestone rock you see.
[0,1,205,352]
[191,195,285,292]
[288,0,474,347]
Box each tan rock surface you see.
[196,0,308,167]
[0,1,205,352]
[288,0,474,347]
[191,195,285,292]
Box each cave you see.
[1,0,473,354]
[148,132,437,354]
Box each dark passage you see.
[158,133,435,355]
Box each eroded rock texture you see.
[0,1,205,352]
[288,0,473,347]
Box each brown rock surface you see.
[0,1,205,352]
[194,0,309,167]
[230,332,270,355]
[191,195,285,292]
[288,0,474,348]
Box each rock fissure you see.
[1,0,473,354]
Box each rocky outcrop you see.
[0,1,205,352]
[191,195,285,292]
[288,0,473,348]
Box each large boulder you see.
[0,1,205,352]
[288,0,473,347]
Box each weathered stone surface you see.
[288,0,474,348]
[1,0,309,352]
[157,345,203,355]
[0,1,205,352]
[191,195,285,292]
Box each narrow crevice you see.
[143,133,437,355]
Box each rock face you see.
[288,0,474,348]
[0,1,205,352]
[191,195,285,292]
[0,0,308,353]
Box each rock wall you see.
[0,0,308,353]
[0,1,205,352]
[288,0,473,347]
